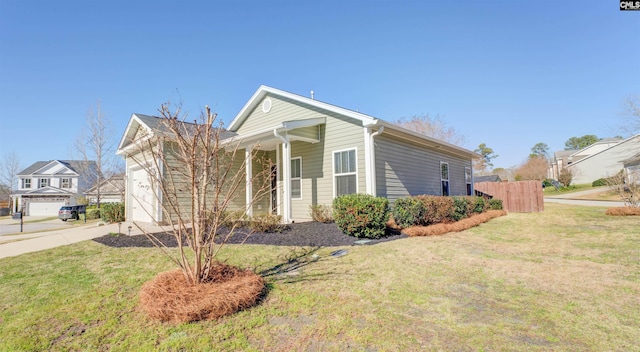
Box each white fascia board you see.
[116,114,155,155]
[282,117,326,130]
[223,117,327,147]
[31,160,58,175]
[228,85,377,131]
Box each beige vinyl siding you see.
[375,134,472,204]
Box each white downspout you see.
[274,129,291,224]
[365,125,384,196]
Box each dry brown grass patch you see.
[605,207,640,216]
[403,210,506,237]
[139,263,265,323]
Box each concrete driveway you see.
[544,187,625,207]
[0,217,75,235]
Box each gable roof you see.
[566,133,640,168]
[85,174,125,195]
[117,113,239,155]
[229,85,479,159]
[17,160,95,176]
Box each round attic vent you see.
[262,98,272,113]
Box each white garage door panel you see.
[131,168,155,223]
[29,201,66,217]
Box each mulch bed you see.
[92,221,407,248]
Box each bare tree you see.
[606,170,639,207]
[128,103,272,285]
[621,94,640,135]
[0,151,21,200]
[74,101,119,208]
[393,114,467,146]
[515,156,548,181]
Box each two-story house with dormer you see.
[11,160,97,216]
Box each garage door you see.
[29,201,66,217]
[130,168,155,223]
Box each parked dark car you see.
[58,205,86,221]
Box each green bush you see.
[333,193,389,239]
[592,178,607,187]
[451,196,470,221]
[100,203,125,223]
[309,204,334,223]
[86,208,101,220]
[488,198,503,210]
[249,213,286,233]
[392,197,426,228]
[473,196,488,214]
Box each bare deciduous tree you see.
[0,151,21,200]
[606,170,639,208]
[393,114,467,146]
[74,101,121,208]
[621,94,640,135]
[515,156,548,181]
[128,103,272,285]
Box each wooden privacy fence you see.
[475,180,544,213]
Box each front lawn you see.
[0,203,638,351]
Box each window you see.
[441,162,449,196]
[22,178,31,189]
[291,157,302,199]
[465,167,472,196]
[334,149,357,196]
[39,178,49,188]
[61,178,72,189]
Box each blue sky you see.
[0,0,638,171]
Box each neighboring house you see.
[555,134,640,185]
[623,152,640,184]
[11,160,97,216]
[474,175,502,183]
[548,138,623,180]
[116,85,480,224]
[84,174,125,205]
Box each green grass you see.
[542,183,594,196]
[1,203,639,351]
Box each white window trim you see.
[39,178,49,188]
[465,166,472,196]
[440,161,450,196]
[22,178,31,189]
[291,156,302,200]
[332,147,358,198]
[61,178,72,189]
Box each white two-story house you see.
[11,160,97,216]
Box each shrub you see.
[86,208,101,220]
[392,197,426,228]
[451,196,470,221]
[416,195,455,225]
[333,193,389,239]
[100,203,125,223]
[488,198,503,210]
[218,210,248,228]
[473,196,488,214]
[558,168,573,187]
[309,204,334,223]
[249,213,287,233]
[592,178,607,187]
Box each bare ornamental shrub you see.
[309,204,334,223]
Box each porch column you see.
[274,130,291,223]
[245,147,253,218]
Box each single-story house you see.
[84,174,125,204]
[11,160,97,216]
[116,85,480,224]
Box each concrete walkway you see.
[0,218,168,260]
